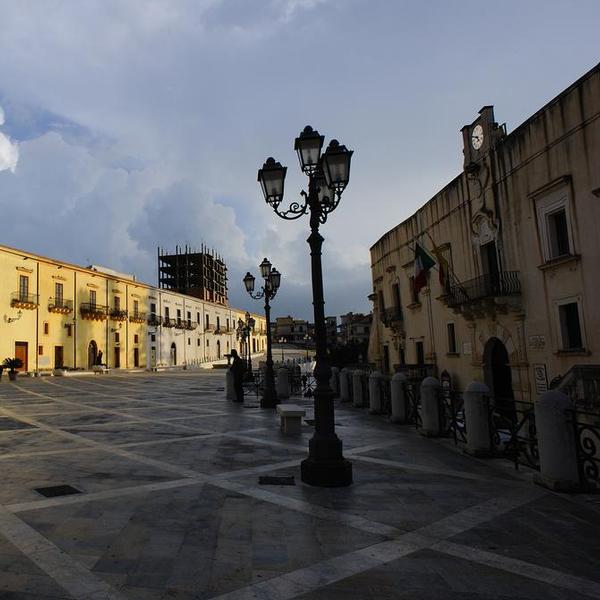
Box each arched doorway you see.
[88,340,98,369]
[170,343,177,366]
[483,337,514,416]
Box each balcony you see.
[80,303,109,321]
[110,308,128,321]
[204,324,217,332]
[446,271,521,318]
[147,314,162,326]
[175,319,186,330]
[129,312,146,324]
[381,306,403,327]
[162,317,177,328]
[184,321,198,331]
[48,298,73,315]
[11,292,39,310]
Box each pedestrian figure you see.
[96,350,103,366]
[229,349,245,403]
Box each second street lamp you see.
[258,125,353,487]
[243,260,281,408]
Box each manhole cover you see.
[35,485,82,498]
[258,476,295,486]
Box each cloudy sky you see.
[0,1,598,320]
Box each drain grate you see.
[35,485,82,498]
[258,476,295,486]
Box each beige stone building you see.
[0,244,266,373]
[369,63,600,402]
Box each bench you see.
[92,365,110,375]
[276,404,306,434]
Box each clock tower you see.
[461,106,505,170]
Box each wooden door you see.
[133,348,139,368]
[15,342,28,371]
[54,346,64,369]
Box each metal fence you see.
[571,409,600,489]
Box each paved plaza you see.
[0,370,599,599]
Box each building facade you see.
[338,312,372,346]
[369,64,600,402]
[274,316,309,343]
[0,244,265,373]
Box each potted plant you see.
[3,358,23,381]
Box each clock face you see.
[471,124,484,150]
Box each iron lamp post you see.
[236,312,255,378]
[243,259,281,409]
[257,125,353,487]
[278,337,286,362]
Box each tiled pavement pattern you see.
[0,372,598,599]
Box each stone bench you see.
[276,404,306,434]
[92,365,110,375]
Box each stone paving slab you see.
[0,372,599,600]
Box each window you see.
[206,314,210,328]
[558,301,583,351]
[447,323,457,354]
[114,296,120,310]
[150,302,156,315]
[134,334,139,344]
[217,317,220,330]
[55,282,64,306]
[197,338,200,346]
[177,309,181,325]
[415,341,424,364]
[90,290,96,307]
[226,318,229,331]
[133,300,139,317]
[165,306,170,319]
[43,322,49,335]
[115,332,120,343]
[151,334,156,342]
[392,283,401,310]
[378,290,385,313]
[66,324,73,337]
[19,275,29,301]
[197,312,200,324]
[187,311,191,327]
[38,346,43,355]
[188,338,191,346]
[206,339,209,347]
[536,186,574,262]
[408,277,419,304]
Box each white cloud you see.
[0,106,19,172]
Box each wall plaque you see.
[462,342,472,356]
[529,335,546,350]
[533,363,548,394]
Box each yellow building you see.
[0,244,266,374]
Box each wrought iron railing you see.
[489,399,539,471]
[205,324,217,332]
[11,292,39,307]
[440,390,467,446]
[80,303,109,318]
[147,314,162,326]
[381,306,403,326]
[162,318,177,328]
[447,271,521,308]
[185,321,198,331]
[48,298,73,313]
[557,365,600,409]
[405,381,422,429]
[571,409,600,489]
[394,363,436,382]
[175,319,186,329]
[129,312,147,323]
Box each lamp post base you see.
[301,456,353,487]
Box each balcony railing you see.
[205,324,217,332]
[446,271,521,308]
[80,303,109,320]
[162,317,177,328]
[185,321,198,331]
[129,312,146,324]
[175,319,186,329]
[381,306,403,326]
[110,308,128,321]
[148,314,162,326]
[48,298,73,314]
[11,292,39,309]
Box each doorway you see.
[54,346,64,369]
[87,340,98,369]
[133,348,139,368]
[217,340,221,359]
[483,337,515,416]
[480,241,500,293]
[415,341,425,365]
[114,347,121,368]
[150,347,156,368]
[14,342,28,371]
[170,343,177,366]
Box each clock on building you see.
[471,124,484,150]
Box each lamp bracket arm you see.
[272,195,309,221]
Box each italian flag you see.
[414,243,436,295]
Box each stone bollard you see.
[391,373,408,423]
[330,366,340,398]
[225,369,236,401]
[276,367,291,400]
[369,371,383,414]
[534,390,581,492]
[420,376,441,436]
[464,381,491,456]
[352,370,366,408]
[340,368,351,402]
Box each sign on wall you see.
[533,363,548,394]
[529,335,546,350]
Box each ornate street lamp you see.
[236,312,255,377]
[243,260,281,408]
[257,125,353,487]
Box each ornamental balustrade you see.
[147,314,162,326]
[162,318,177,328]
[48,298,73,314]
[110,308,128,321]
[80,303,109,320]
[11,292,39,309]
[380,305,403,326]
[129,312,146,324]
[446,271,521,308]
